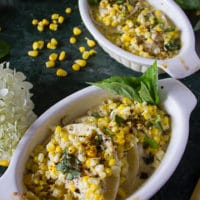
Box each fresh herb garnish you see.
[164,40,181,51]
[143,136,159,149]
[0,40,10,59]
[56,149,81,180]
[91,112,102,118]
[115,114,126,126]
[88,61,159,105]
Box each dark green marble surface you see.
[0,0,200,199]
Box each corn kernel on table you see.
[0,0,200,199]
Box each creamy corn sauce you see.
[90,0,181,59]
[23,97,171,200]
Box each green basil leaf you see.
[91,81,142,102]
[115,114,126,126]
[88,61,160,105]
[138,82,154,104]
[0,40,10,59]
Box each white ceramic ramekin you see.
[0,78,197,200]
[79,0,200,78]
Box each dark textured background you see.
[0,0,200,199]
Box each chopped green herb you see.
[143,136,159,149]
[91,112,102,118]
[56,149,81,179]
[115,114,126,126]
[164,40,181,51]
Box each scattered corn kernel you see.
[51,13,59,20]
[75,59,86,67]
[45,60,56,68]
[32,19,38,25]
[56,68,68,77]
[50,38,58,46]
[69,36,77,44]
[65,7,72,14]
[72,63,80,71]
[58,16,64,24]
[73,27,82,35]
[82,51,90,59]
[47,42,56,49]
[37,24,44,32]
[32,41,39,50]
[28,50,39,57]
[42,18,49,26]
[49,23,58,31]
[0,160,9,167]
[58,51,66,61]
[85,37,96,47]
[38,40,45,49]
[49,53,58,61]
[89,49,97,56]
[79,46,86,53]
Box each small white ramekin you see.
[79,0,200,78]
[0,78,197,200]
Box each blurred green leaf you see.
[0,39,10,59]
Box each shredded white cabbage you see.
[0,62,37,161]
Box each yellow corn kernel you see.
[69,36,77,44]
[47,42,56,49]
[108,158,116,166]
[42,18,49,26]
[55,146,62,153]
[85,37,96,47]
[49,23,58,31]
[75,59,86,67]
[38,40,45,49]
[32,19,38,25]
[46,142,55,152]
[28,50,39,57]
[32,41,39,50]
[51,38,58,46]
[89,49,97,56]
[82,51,90,59]
[0,160,9,167]
[37,24,44,32]
[58,51,66,61]
[58,16,64,24]
[51,13,59,20]
[72,63,80,71]
[105,167,112,176]
[79,46,86,53]
[65,7,72,14]
[73,27,82,36]
[68,146,76,154]
[56,68,68,77]
[45,60,56,68]
[49,53,58,61]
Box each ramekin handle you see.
[159,51,200,79]
[159,78,197,115]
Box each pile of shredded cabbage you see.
[0,62,37,162]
